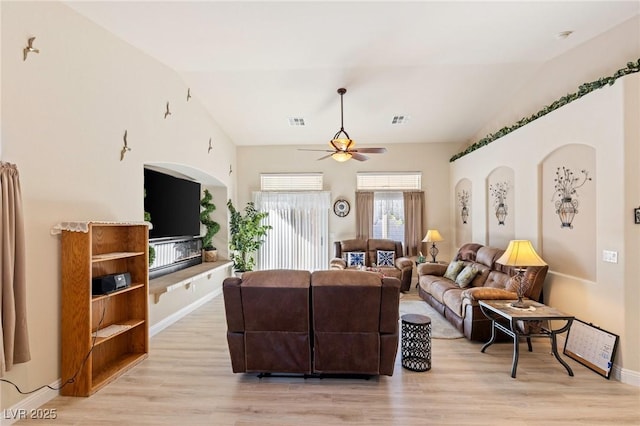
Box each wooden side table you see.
[479,300,574,378]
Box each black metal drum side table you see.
[401,313,431,372]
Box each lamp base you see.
[509,299,529,309]
[429,243,439,263]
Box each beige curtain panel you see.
[355,191,374,240]
[0,162,30,375]
[403,191,425,256]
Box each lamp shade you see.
[422,229,444,243]
[496,240,547,267]
[331,151,352,162]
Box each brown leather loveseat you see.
[330,238,413,292]
[417,243,548,342]
[223,269,401,376]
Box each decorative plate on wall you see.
[333,199,350,217]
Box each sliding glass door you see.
[254,191,330,271]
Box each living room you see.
[1,1,640,424]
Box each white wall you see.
[237,142,459,261]
[450,73,640,383]
[1,2,235,409]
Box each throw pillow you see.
[376,250,395,267]
[347,251,365,267]
[455,265,479,288]
[443,261,464,281]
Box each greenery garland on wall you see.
[450,58,640,162]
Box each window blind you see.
[356,172,421,190]
[261,173,323,191]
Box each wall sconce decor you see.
[457,190,470,224]
[422,230,444,263]
[634,207,640,224]
[489,182,509,225]
[552,166,592,229]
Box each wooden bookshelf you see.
[61,223,149,397]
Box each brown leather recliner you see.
[223,269,400,376]
[311,270,400,376]
[223,269,312,374]
[330,238,414,292]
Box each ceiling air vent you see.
[288,117,306,126]
[391,115,410,125]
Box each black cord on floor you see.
[0,299,108,395]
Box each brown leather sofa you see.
[223,269,401,376]
[330,238,413,292]
[417,243,548,342]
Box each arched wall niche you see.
[486,166,515,248]
[540,144,596,280]
[144,162,229,259]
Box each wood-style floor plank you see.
[14,285,640,425]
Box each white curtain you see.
[254,191,330,271]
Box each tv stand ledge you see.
[149,260,233,303]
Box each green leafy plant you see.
[450,58,640,162]
[227,200,271,272]
[199,189,220,250]
[144,190,156,266]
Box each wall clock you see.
[333,199,350,217]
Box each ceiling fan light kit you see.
[299,87,387,162]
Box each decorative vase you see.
[496,203,507,225]
[461,206,469,224]
[556,197,578,229]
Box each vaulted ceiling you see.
[65,1,639,147]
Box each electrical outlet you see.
[602,250,618,263]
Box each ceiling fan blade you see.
[351,152,369,161]
[317,154,333,161]
[298,148,333,152]
[353,147,387,154]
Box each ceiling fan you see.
[299,88,387,162]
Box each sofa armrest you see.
[222,277,245,331]
[395,256,413,270]
[330,257,347,269]
[461,287,517,301]
[417,262,447,276]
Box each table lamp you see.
[422,230,444,263]
[495,240,547,308]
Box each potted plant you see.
[144,190,156,266]
[200,189,221,262]
[227,199,271,274]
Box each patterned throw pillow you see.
[443,261,464,281]
[376,250,395,267]
[455,265,479,288]
[347,251,366,267]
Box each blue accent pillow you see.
[376,250,395,267]
[347,251,365,267]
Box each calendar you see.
[563,318,619,379]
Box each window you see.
[356,172,423,254]
[256,174,329,271]
[357,172,421,191]
[261,173,323,191]
[373,192,404,240]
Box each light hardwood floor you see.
[15,285,640,425]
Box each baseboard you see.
[149,287,222,337]
[617,366,640,386]
[2,289,224,422]
[1,380,60,425]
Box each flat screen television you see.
[144,168,201,240]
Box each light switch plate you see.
[602,250,618,263]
